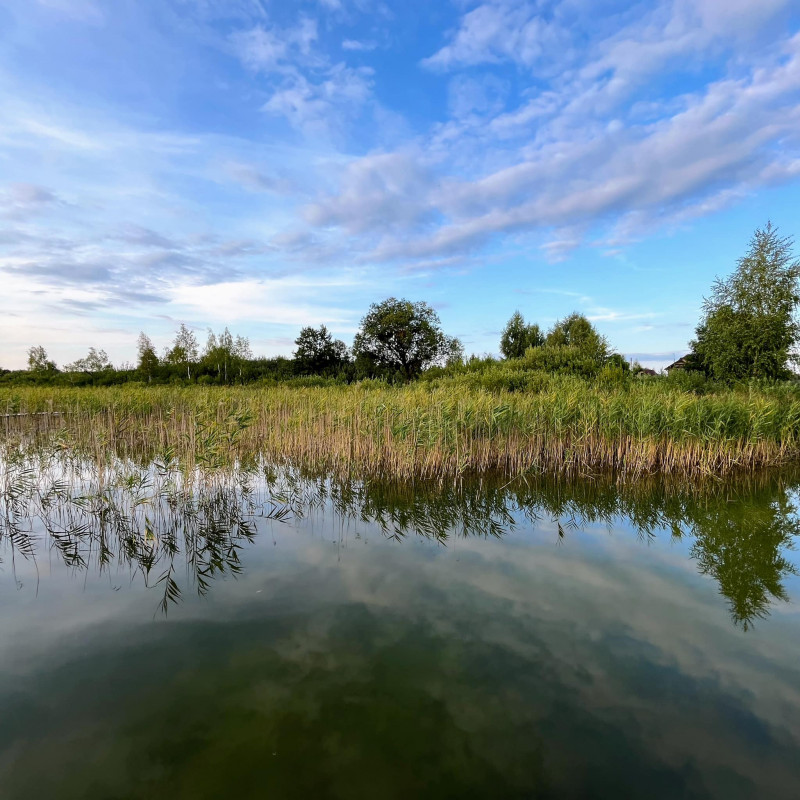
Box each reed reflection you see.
[0,445,289,614]
[2,440,799,626]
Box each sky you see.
[1,0,799,371]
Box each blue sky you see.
[1,0,799,370]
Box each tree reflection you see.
[520,474,800,630]
[2,443,799,627]
[282,468,800,630]
[687,495,798,629]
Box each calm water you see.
[1,459,800,799]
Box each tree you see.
[234,334,252,362]
[164,323,199,378]
[202,327,230,381]
[688,484,800,630]
[27,345,57,372]
[691,223,800,381]
[443,335,465,367]
[200,328,252,383]
[136,333,159,381]
[352,298,458,380]
[294,325,349,375]
[499,311,544,359]
[545,313,608,360]
[64,347,111,373]
[604,353,630,371]
[232,334,252,380]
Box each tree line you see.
[7,223,799,387]
[490,222,800,383]
[10,298,464,386]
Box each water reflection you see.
[2,443,799,627]
[275,467,800,630]
[0,447,289,614]
[3,450,800,798]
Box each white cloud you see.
[422,2,567,71]
[230,17,374,137]
[685,0,792,37]
[342,39,377,52]
[304,151,435,234]
[307,30,800,264]
[170,277,360,326]
[230,17,319,72]
[262,64,373,136]
[1,183,60,219]
[448,74,509,120]
[223,161,295,194]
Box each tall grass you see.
[3,375,800,478]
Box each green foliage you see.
[352,297,460,380]
[64,347,111,374]
[27,346,57,373]
[520,344,605,378]
[5,378,800,479]
[692,223,800,381]
[164,323,199,378]
[545,313,608,361]
[200,328,252,383]
[663,367,713,395]
[605,353,630,372]
[136,333,159,381]
[443,335,465,367]
[294,325,349,376]
[499,311,544,359]
[597,362,630,389]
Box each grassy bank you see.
[3,377,800,478]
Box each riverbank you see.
[2,378,800,478]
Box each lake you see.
[1,452,800,799]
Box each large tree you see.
[294,325,349,375]
[692,223,800,381]
[352,298,459,379]
[499,311,544,359]
[27,345,57,372]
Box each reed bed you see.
[3,377,800,478]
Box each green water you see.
[1,463,800,799]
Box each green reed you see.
[3,376,800,477]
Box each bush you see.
[664,369,714,395]
[520,345,604,378]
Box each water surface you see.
[1,459,800,799]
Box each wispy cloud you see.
[422,1,568,72]
[261,64,374,136]
[342,39,377,52]
[230,16,374,138]
[305,29,800,263]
